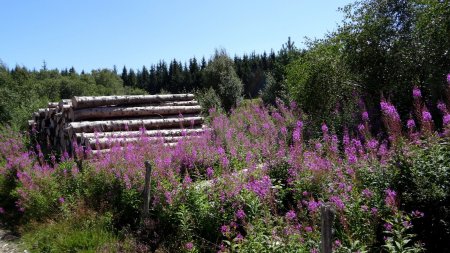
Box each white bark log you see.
[73,105,201,121]
[72,94,195,109]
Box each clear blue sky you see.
[0,0,354,72]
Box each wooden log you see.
[67,116,204,133]
[48,102,59,108]
[73,105,202,121]
[86,136,189,149]
[77,127,206,140]
[71,94,195,109]
[90,143,177,155]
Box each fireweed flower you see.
[185,242,194,251]
[447,73,450,84]
[236,209,246,220]
[422,110,432,122]
[444,114,450,125]
[330,196,345,210]
[321,123,328,134]
[384,223,393,231]
[362,111,369,122]
[411,210,424,218]
[412,86,422,98]
[437,101,447,113]
[221,225,230,235]
[206,167,214,179]
[307,200,321,213]
[285,210,296,220]
[385,189,397,208]
[407,119,416,129]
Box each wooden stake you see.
[143,161,152,216]
[321,203,334,253]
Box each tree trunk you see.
[76,127,206,140]
[86,135,190,149]
[67,116,203,133]
[72,94,195,109]
[73,105,201,121]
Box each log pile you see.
[30,94,205,155]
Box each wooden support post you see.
[321,203,334,253]
[143,160,152,216]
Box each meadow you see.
[1,84,449,252]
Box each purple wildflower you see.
[411,210,424,218]
[437,101,447,113]
[221,225,230,235]
[403,220,412,228]
[307,200,321,213]
[384,223,393,231]
[358,124,365,132]
[371,207,378,216]
[236,209,246,220]
[362,111,369,122]
[58,197,65,204]
[304,226,313,232]
[447,73,450,84]
[334,240,342,248]
[422,110,432,122]
[407,119,416,129]
[246,176,272,199]
[206,167,214,178]
[413,86,422,98]
[362,188,373,198]
[385,189,397,208]
[330,196,345,210]
[285,210,296,220]
[235,233,244,242]
[0,207,4,214]
[321,123,329,133]
[185,242,194,251]
[444,114,450,125]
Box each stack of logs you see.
[29,94,205,155]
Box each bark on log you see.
[72,94,195,109]
[73,105,201,121]
[90,143,177,155]
[86,136,190,149]
[67,116,203,133]
[77,127,206,140]
[48,102,59,108]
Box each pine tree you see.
[121,66,129,86]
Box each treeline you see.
[0,40,299,130]
[0,65,147,130]
[119,46,295,99]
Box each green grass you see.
[21,210,135,253]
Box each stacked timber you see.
[30,94,205,155]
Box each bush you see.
[390,137,450,252]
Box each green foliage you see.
[203,49,244,112]
[338,0,450,118]
[21,211,129,253]
[196,87,222,114]
[390,137,450,251]
[286,38,359,134]
[260,72,288,105]
[0,65,147,130]
[382,212,424,253]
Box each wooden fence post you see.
[321,203,334,253]
[143,160,152,217]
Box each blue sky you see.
[0,0,354,72]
